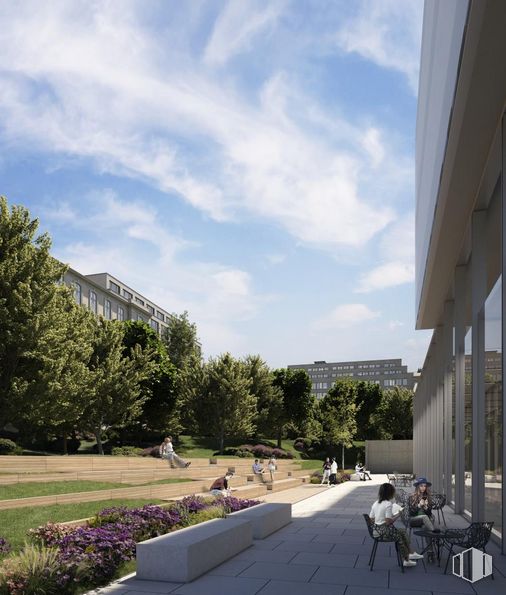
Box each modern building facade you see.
[288,358,415,399]
[414,0,506,552]
[63,268,171,335]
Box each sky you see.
[0,0,432,371]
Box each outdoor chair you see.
[431,493,447,526]
[363,514,404,573]
[443,522,494,576]
[387,473,396,485]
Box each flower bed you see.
[0,495,259,594]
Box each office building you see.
[288,358,415,399]
[64,268,171,335]
[414,0,505,551]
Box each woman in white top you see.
[329,457,338,486]
[369,483,423,567]
[267,456,276,482]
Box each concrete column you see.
[454,266,466,514]
[443,301,455,499]
[501,114,506,554]
[472,210,486,521]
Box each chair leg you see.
[370,541,378,571]
[368,541,376,566]
[440,508,446,527]
[395,542,404,573]
[444,544,453,575]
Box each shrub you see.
[0,543,63,595]
[45,437,81,454]
[235,449,254,458]
[141,445,161,458]
[310,476,321,484]
[0,439,19,456]
[0,538,9,557]
[293,437,312,451]
[111,446,143,457]
[272,447,293,459]
[252,444,273,458]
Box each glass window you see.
[484,276,502,538]
[73,282,82,305]
[110,281,120,294]
[147,305,155,315]
[137,314,144,322]
[135,297,144,306]
[122,289,133,300]
[464,327,472,514]
[105,299,111,320]
[117,306,125,321]
[89,290,97,314]
[150,319,159,332]
[156,311,164,321]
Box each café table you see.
[413,528,462,568]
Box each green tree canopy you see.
[195,353,256,452]
[271,368,313,447]
[370,387,413,439]
[122,320,179,434]
[320,379,360,467]
[0,197,68,425]
[80,319,156,454]
[354,381,383,440]
[162,311,200,369]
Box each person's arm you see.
[384,502,397,525]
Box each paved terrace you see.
[95,477,506,595]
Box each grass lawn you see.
[176,435,303,459]
[0,498,165,553]
[0,478,190,501]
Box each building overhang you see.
[416,1,506,329]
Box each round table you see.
[413,529,462,567]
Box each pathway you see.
[94,476,506,595]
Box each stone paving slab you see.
[311,565,389,588]
[234,548,296,563]
[115,578,181,593]
[257,579,346,594]
[239,561,319,581]
[289,551,357,568]
[172,576,267,595]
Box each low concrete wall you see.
[365,440,413,474]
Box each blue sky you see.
[0,0,431,370]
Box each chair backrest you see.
[363,513,375,538]
[431,493,446,510]
[465,522,494,549]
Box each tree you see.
[320,379,360,468]
[162,311,200,369]
[195,353,256,452]
[370,387,413,439]
[162,311,202,433]
[242,355,280,438]
[121,321,179,435]
[0,197,68,425]
[80,319,155,454]
[28,293,96,453]
[354,381,383,440]
[271,368,313,447]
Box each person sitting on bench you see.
[355,461,372,480]
[210,472,234,497]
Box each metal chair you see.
[443,522,494,576]
[431,493,447,526]
[363,514,404,572]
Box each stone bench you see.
[136,517,252,583]
[228,503,291,539]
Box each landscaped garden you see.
[0,495,259,594]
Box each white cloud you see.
[204,0,285,66]
[335,0,423,93]
[265,253,286,265]
[0,1,407,255]
[355,212,415,293]
[388,320,404,331]
[313,303,380,330]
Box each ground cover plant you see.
[0,495,259,594]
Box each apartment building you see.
[414,0,505,550]
[63,268,171,335]
[288,358,415,399]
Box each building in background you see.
[64,268,171,335]
[414,0,505,552]
[288,358,415,399]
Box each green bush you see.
[0,543,62,594]
[0,439,20,455]
[111,446,144,457]
[234,449,254,458]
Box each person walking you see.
[321,457,331,485]
[159,436,191,469]
[329,457,338,486]
[267,456,276,482]
[369,483,423,568]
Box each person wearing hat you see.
[408,477,435,531]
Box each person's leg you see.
[395,529,411,561]
[173,453,189,468]
[167,453,176,468]
[419,514,435,531]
